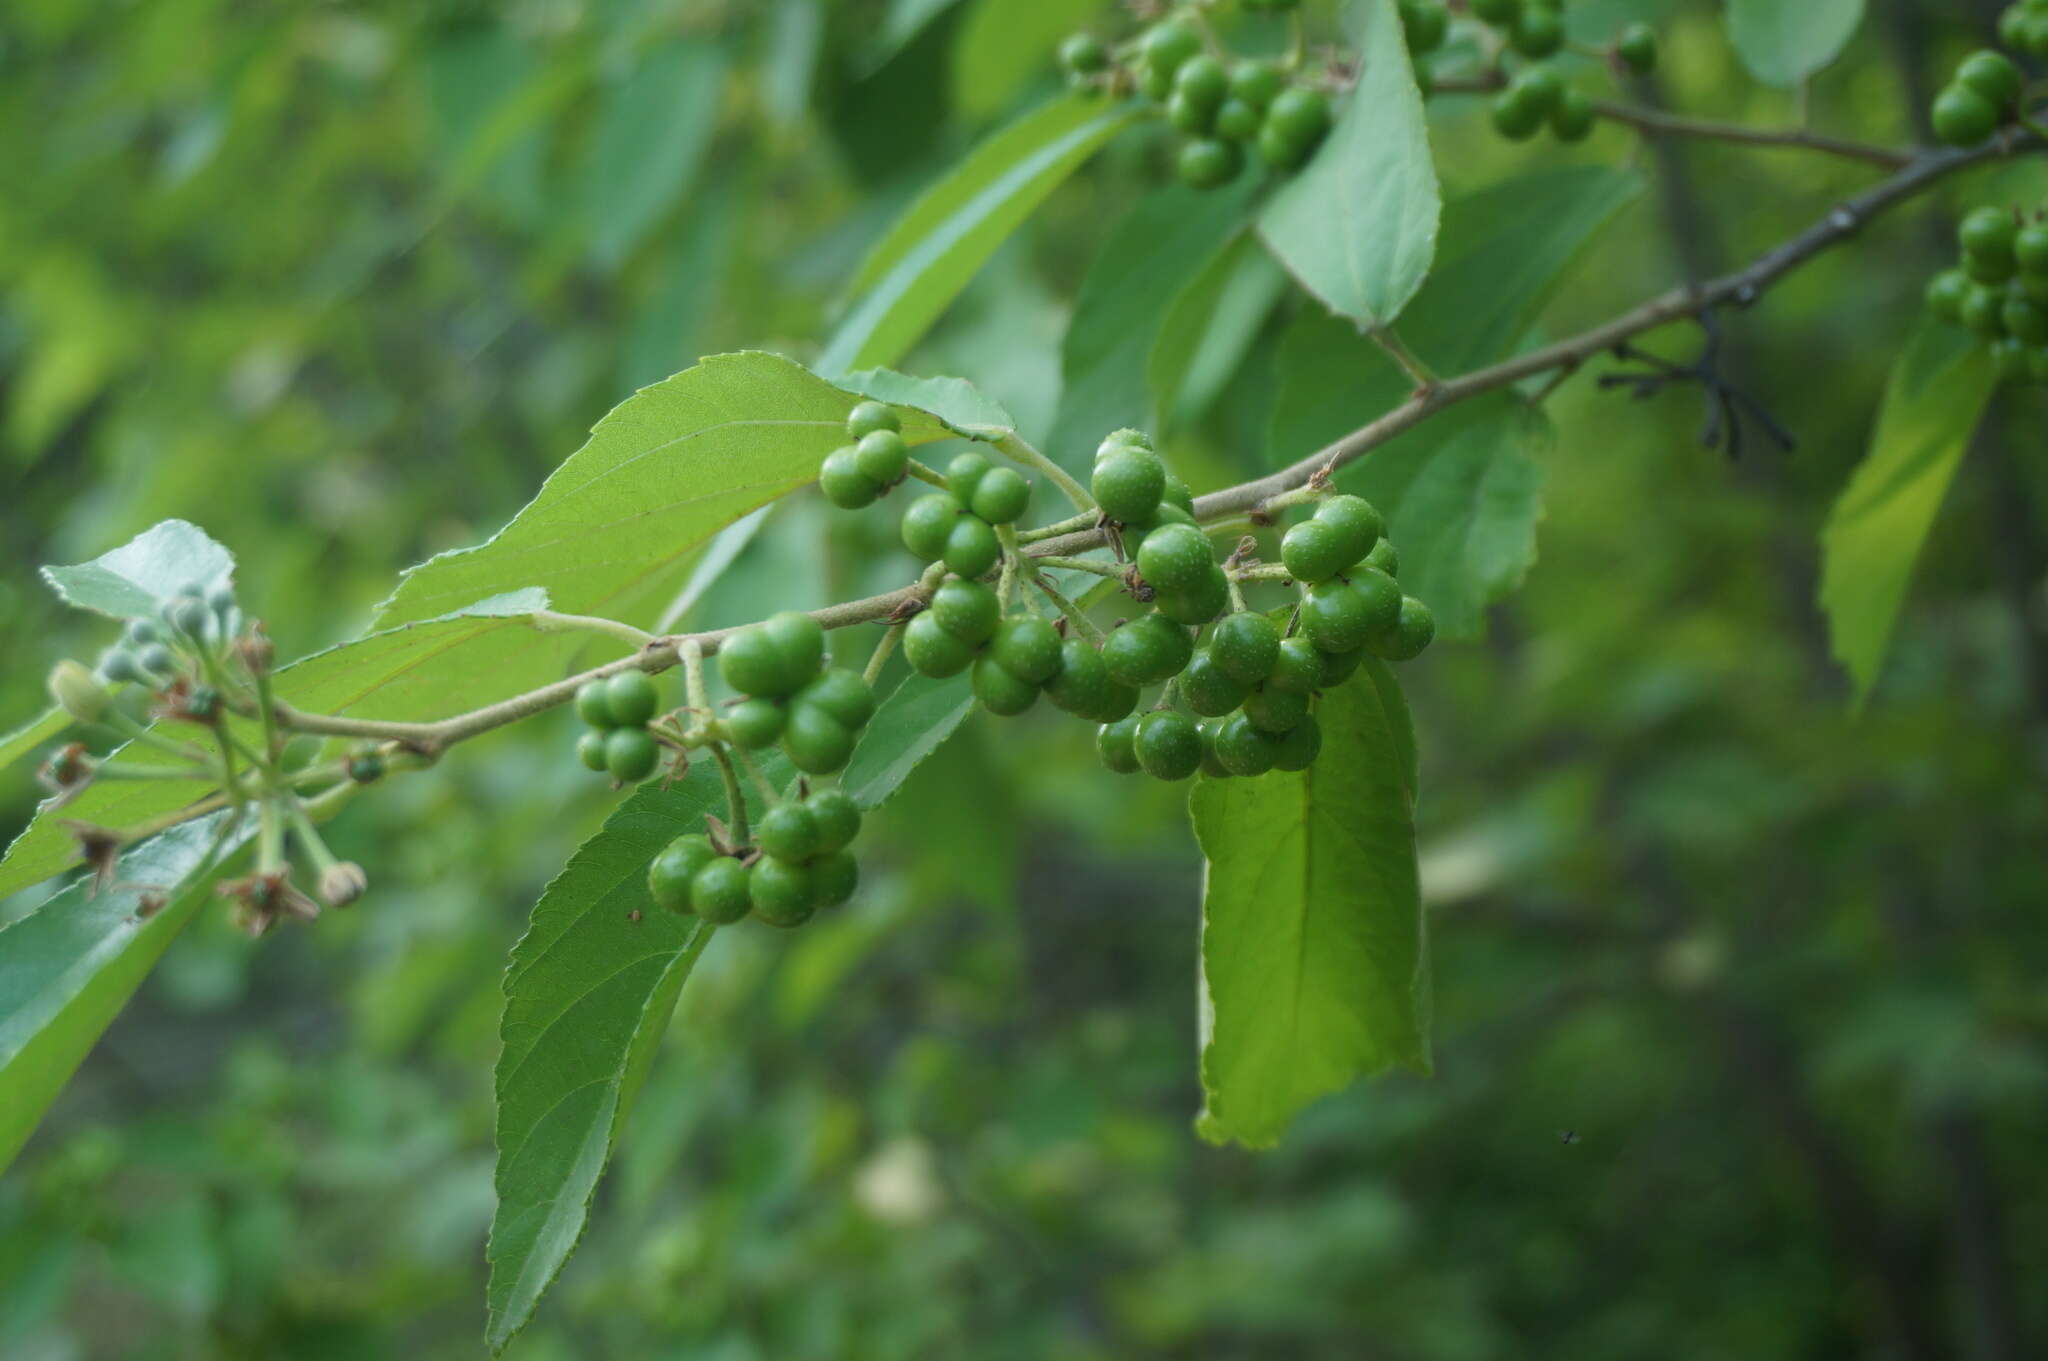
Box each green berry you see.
[1059,32,1110,76]
[2015,224,2048,275]
[691,857,753,924]
[846,399,900,438]
[1176,54,1228,109]
[1269,636,1325,694]
[1265,87,1330,146]
[1315,494,1385,564]
[855,429,909,485]
[1209,611,1282,685]
[1961,206,2017,260]
[946,451,991,505]
[2024,14,2048,61]
[1966,249,2016,286]
[1491,88,1543,141]
[1181,650,1251,717]
[575,678,616,728]
[1511,6,1565,58]
[1178,137,1243,189]
[1198,719,1233,779]
[1513,65,1564,114]
[1271,713,1323,771]
[1992,335,2030,383]
[604,670,659,727]
[1229,61,1285,109]
[1102,613,1195,686]
[1615,22,1657,73]
[2003,294,2048,344]
[1400,1,1448,55]
[1956,50,2022,108]
[820,447,881,508]
[902,493,963,561]
[1141,18,1202,80]
[1097,427,1153,457]
[576,731,609,771]
[1551,88,1594,143]
[2026,343,2048,384]
[783,702,856,774]
[1215,96,1262,140]
[1153,563,1229,626]
[972,654,1040,715]
[1161,474,1195,513]
[764,611,825,681]
[1097,717,1142,774]
[1925,269,1971,322]
[758,803,822,862]
[1141,64,1176,102]
[1961,284,2008,337]
[1280,518,1351,584]
[807,788,862,853]
[648,834,716,914]
[1372,596,1437,660]
[1214,712,1281,777]
[942,516,1002,578]
[1303,574,1399,653]
[931,578,1001,643]
[796,668,875,730]
[1136,522,1214,593]
[1091,681,1141,724]
[1365,539,1400,577]
[723,696,786,749]
[811,850,860,908]
[1932,85,1999,146]
[1169,90,1215,135]
[1093,447,1166,523]
[990,616,1062,685]
[1045,638,1111,717]
[1318,645,1366,688]
[750,856,816,928]
[1242,685,1310,734]
[1470,0,1520,25]
[605,727,660,782]
[1134,710,1203,781]
[904,612,975,677]
[719,624,794,697]
[968,467,1031,524]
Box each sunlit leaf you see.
[1726,0,1864,88]
[39,519,234,621]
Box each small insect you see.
[626,909,643,923]
[1557,1129,1581,1145]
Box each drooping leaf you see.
[949,0,1101,122]
[1149,233,1288,433]
[486,665,976,1349]
[818,95,1133,375]
[0,812,244,1174]
[837,367,1017,438]
[572,39,727,268]
[1048,181,1260,470]
[871,0,969,71]
[39,519,234,621]
[1269,311,1547,637]
[1257,0,1439,331]
[1820,323,1996,706]
[1192,662,1429,1149]
[1726,0,1865,88]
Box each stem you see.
[706,743,750,844]
[996,526,1022,610]
[1032,573,1105,643]
[284,797,341,876]
[1589,99,1913,169]
[1371,327,1437,389]
[1032,555,1124,578]
[1019,511,1100,544]
[903,458,949,489]
[1232,564,1293,584]
[103,710,214,766]
[993,432,1094,513]
[531,610,655,647]
[681,638,712,732]
[729,744,781,805]
[93,763,217,781]
[863,623,902,686]
[257,798,283,873]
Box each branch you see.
[270,140,2027,758]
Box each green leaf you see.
[1726,0,1864,88]
[818,95,1133,375]
[1820,323,1996,706]
[0,710,69,776]
[1049,181,1260,469]
[949,0,1100,122]
[39,519,234,620]
[573,39,727,268]
[837,367,1017,439]
[1149,234,1287,432]
[1192,661,1429,1149]
[1268,311,1547,637]
[841,672,976,808]
[486,666,975,1349]
[0,812,242,1174]
[1257,0,1439,331]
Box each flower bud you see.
[48,660,111,724]
[137,643,177,676]
[98,648,147,685]
[318,862,368,907]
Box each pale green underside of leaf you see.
[818,95,1133,375]
[1193,662,1429,1149]
[949,0,1099,122]
[1819,323,1995,707]
[1726,0,1865,88]
[836,367,1016,439]
[486,667,975,1350]
[1257,0,1439,330]
[39,518,234,620]
[0,813,244,1175]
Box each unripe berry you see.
[605,728,660,782]
[901,492,963,561]
[1045,638,1114,717]
[1059,32,1110,77]
[855,429,910,485]
[1271,713,1323,771]
[782,701,856,774]
[820,448,881,509]
[1228,60,1285,109]
[1181,650,1251,717]
[649,834,717,914]
[942,516,1002,578]
[796,668,875,730]
[1924,269,1971,322]
[972,654,1039,716]
[1097,717,1142,774]
[845,399,900,438]
[1372,596,1438,661]
[1134,709,1203,781]
[1956,50,2022,108]
[1511,6,1565,58]
[811,850,860,908]
[946,451,991,505]
[931,578,1001,643]
[576,731,609,771]
[1178,137,1243,189]
[48,660,111,724]
[1242,685,1310,735]
[758,803,822,862]
[1960,206,2017,260]
[1102,613,1194,686]
[808,787,862,853]
[723,697,786,749]
[1932,85,1999,147]
[604,670,659,727]
[968,466,1031,525]
[904,612,975,678]
[1268,637,1326,694]
[1152,563,1230,627]
[1491,87,1544,141]
[692,858,753,924]
[1209,611,1282,686]
[1093,447,1166,523]
[989,616,1062,685]
[764,610,825,680]
[1135,522,1214,593]
[1214,712,1282,777]
[749,856,816,928]
[1615,23,1657,73]
[1551,89,1594,143]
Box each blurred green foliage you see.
[3,1,2046,1358]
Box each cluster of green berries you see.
[573,670,664,783]
[1930,44,2030,147]
[1058,15,1332,189]
[1997,0,2048,58]
[717,611,875,775]
[1098,493,1433,783]
[1478,4,1656,145]
[899,450,1032,579]
[645,784,862,929]
[820,401,911,510]
[1924,204,2048,384]
[902,576,1139,722]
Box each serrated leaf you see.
[1257,0,1439,331]
[837,367,1017,438]
[39,519,234,621]
[1269,312,1546,637]
[1726,0,1864,88]
[1049,181,1260,470]
[0,812,244,1174]
[949,0,1101,122]
[1820,323,1995,707]
[573,39,727,268]
[1193,661,1429,1149]
[486,666,975,1349]
[819,95,1133,374]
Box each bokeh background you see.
[3,1,2045,1357]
